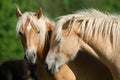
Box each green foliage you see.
[0,0,120,63]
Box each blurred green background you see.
[0,0,120,62]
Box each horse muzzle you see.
[24,51,37,64]
[44,62,59,74]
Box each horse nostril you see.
[24,55,27,60]
[44,62,48,70]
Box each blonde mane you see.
[55,9,120,50]
[16,12,55,48]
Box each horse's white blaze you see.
[27,23,32,31]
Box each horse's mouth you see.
[51,64,58,73]
[45,63,59,74]
[24,54,37,64]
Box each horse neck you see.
[78,35,100,59]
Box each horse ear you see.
[35,8,42,19]
[16,6,22,18]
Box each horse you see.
[16,7,75,80]
[45,9,120,80]
[16,9,112,80]
[0,60,37,80]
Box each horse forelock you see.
[54,9,120,50]
[16,11,54,48]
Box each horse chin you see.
[25,55,37,64]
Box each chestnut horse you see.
[45,9,120,80]
[17,9,112,80]
[16,7,75,80]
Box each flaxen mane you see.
[55,9,120,50]
[16,12,55,48]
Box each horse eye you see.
[37,31,40,34]
[56,39,61,44]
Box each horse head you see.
[16,7,53,64]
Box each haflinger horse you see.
[45,9,120,80]
[16,7,75,80]
[16,7,113,80]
